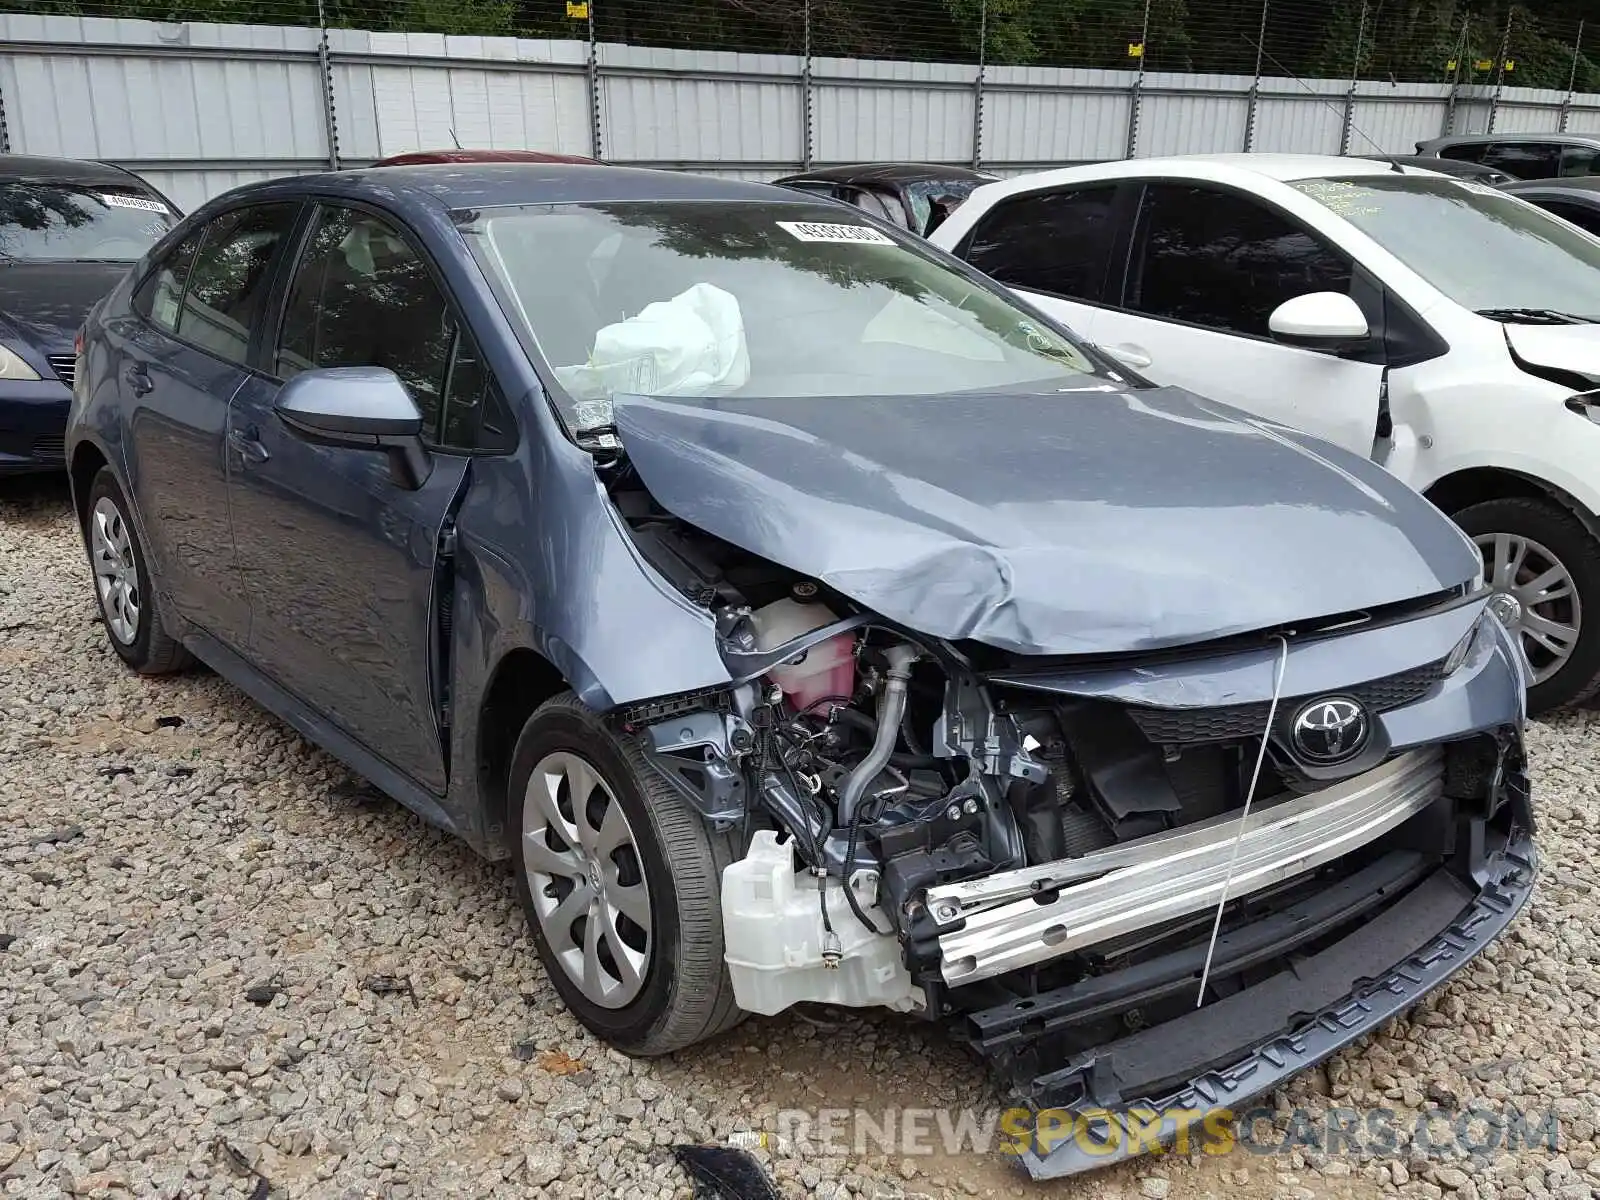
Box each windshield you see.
[462,199,1099,432]
[1290,174,1600,317]
[0,181,176,262]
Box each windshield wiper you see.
[1475,307,1598,325]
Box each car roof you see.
[975,153,1399,195]
[372,148,599,166]
[1420,132,1600,147]
[773,162,998,187]
[0,153,151,188]
[199,162,813,215]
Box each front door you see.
[115,202,300,649]
[226,202,478,794]
[1090,182,1385,458]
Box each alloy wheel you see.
[521,751,653,1009]
[91,496,142,645]
[1474,530,1581,686]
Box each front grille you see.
[31,435,65,463]
[46,355,75,386]
[1128,657,1450,746]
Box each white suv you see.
[930,153,1600,713]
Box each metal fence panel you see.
[3,14,1598,206]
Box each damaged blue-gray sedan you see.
[65,164,1535,1178]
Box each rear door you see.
[1087,181,1385,456]
[956,182,1127,346]
[116,202,300,649]
[225,200,509,793]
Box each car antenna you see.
[1244,34,1392,160]
[1195,632,1292,1007]
[449,128,463,150]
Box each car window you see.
[133,227,205,334]
[1531,198,1600,238]
[848,188,907,228]
[176,204,299,366]
[1559,145,1600,177]
[1126,184,1353,337]
[440,326,515,451]
[962,186,1120,303]
[1291,174,1600,315]
[0,181,177,262]
[1438,143,1488,164]
[276,204,459,442]
[1481,142,1561,180]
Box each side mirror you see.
[274,366,433,489]
[1268,292,1371,351]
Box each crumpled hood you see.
[0,261,131,350]
[612,386,1481,656]
[1503,322,1600,382]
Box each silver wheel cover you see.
[1474,530,1582,686]
[91,495,142,645]
[522,751,653,1010]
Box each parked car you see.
[372,148,599,166]
[1499,176,1600,237]
[1413,132,1600,180]
[1356,153,1515,186]
[771,162,998,235]
[932,152,1600,714]
[68,163,1531,1178]
[0,154,179,473]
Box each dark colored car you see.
[772,162,999,235]
[1414,132,1600,181]
[0,154,179,473]
[373,148,599,166]
[1358,153,1515,186]
[1499,176,1600,237]
[67,164,1532,1178]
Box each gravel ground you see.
[3,475,1599,1200]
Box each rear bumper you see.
[991,806,1535,1179]
[0,382,71,473]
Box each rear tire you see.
[1451,496,1600,715]
[85,468,193,675]
[508,693,745,1055]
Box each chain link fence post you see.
[587,2,603,160]
[1243,0,1269,152]
[1487,9,1514,134]
[1124,0,1152,158]
[970,0,986,169]
[315,0,339,169]
[800,0,813,170]
[1561,20,1584,133]
[1338,0,1367,156]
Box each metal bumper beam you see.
[935,748,1443,986]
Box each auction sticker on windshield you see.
[100,193,169,213]
[777,221,896,245]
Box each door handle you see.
[124,363,153,396]
[228,427,270,465]
[1105,343,1153,371]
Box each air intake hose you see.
[836,644,919,828]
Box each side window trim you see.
[1114,178,1363,347]
[267,196,518,456]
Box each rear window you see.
[0,181,177,262]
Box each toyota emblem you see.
[1290,696,1370,764]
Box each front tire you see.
[1452,496,1600,715]
[85,468,193,675]
[508,693,745,1055]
